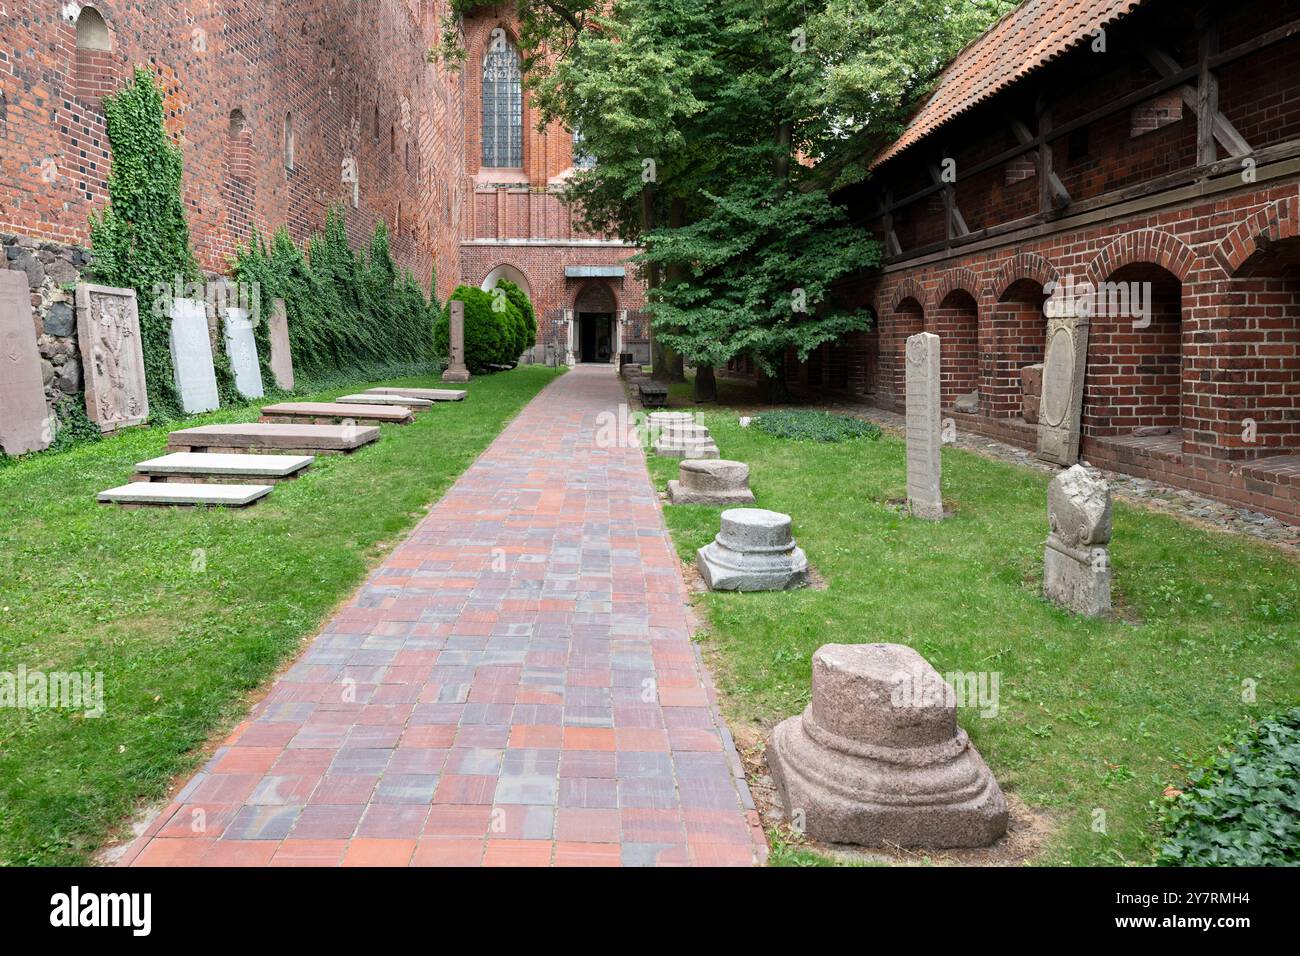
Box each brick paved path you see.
[121,365,765,867]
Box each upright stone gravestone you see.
[1036,309,1090,465]
[222,305,264,399]
[442,299,470,383]
[1043,464,1112,617]
[268,298,294,391]
[905,332,943,519]
[0,270,52,455]
[168,297,220,415]
[76,283,150,432]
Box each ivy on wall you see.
[88,67,205,420]
[233,209,437,381]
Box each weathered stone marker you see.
[1036,309,1090,465]
[268,297,295,391]
[1020,362,1043,424]
[768,643,1008,847]
[222,305,264,399]
[1043,464,1112,617]
[904,331,943,519]
[697,508,808,591]
[0,270,52,455]
[76,283,150,432]
[168,297,220,414]
[442,299,470,383]
[667,459,756,506]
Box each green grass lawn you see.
[645,409,1299,866]
[0,365,562,865]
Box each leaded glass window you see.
[573,128,596,170]
[482,37,522,168]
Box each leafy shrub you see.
[89,67,204,420]
[495,278,537,355]
[433,285,525,371]
[752,409,881,443]
[1156,708,1300,866]
[233,211,436,381]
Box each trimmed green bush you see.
[752,409,881,443]
[434,285,525,371]
[1157,707,1300,866]
[495,278,537,355]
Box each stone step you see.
[335,392,434,408]
[133,452,314,484]
[167,423,379,456]
[98,482,273,508]
[259,402,414,425]
[363,387,467,402]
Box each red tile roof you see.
[871,0,1148,169]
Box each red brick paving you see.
[122,366,764,867]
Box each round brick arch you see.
[990,252,1060,300]
[1213,196,1300,275]
[888,277,925,314]
[934,267,981,309]
[1084,228,1196,286]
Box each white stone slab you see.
[135,452,314,478]
[336,393,433,407]
[98,481,273,506]
[364,387,466,402]
[168,297,220,414]
[222,306,264,399]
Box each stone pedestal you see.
[1043,464,1112,617]
[768,643,1008,847]
[1020,363,1043,424]
[653,421,718,458]
[697,508,807,591]
[668,459,755,505]
[442,300,470,383]
[904,332,943,519]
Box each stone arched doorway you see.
[573,282,617,364]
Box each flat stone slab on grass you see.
[98,481,273,508]
[167,423,379,455]
[134,452,314,483]
[335,392,434,408]
[697,507,808,591]
[364,387,466,402]
[259,402,414,425]
[668,459,756,505]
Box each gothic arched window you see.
[481,33,522,168]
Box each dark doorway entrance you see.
[579,312,613,363]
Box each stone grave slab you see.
[134,452,313,484]
[168,423,379,455]
[168,297,220,414]
[0,270,52,455]
[268,297,294,391]
[697,508,808,591]
[258,401,414,425]
[336,393,433,408]
[222,305,264,399]
[905,332,943,519]
[768,643,1008,847]
[98,481,273,508]
[1036,312,1090,465]
[76,283,150,432]
[364,387,466,402]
